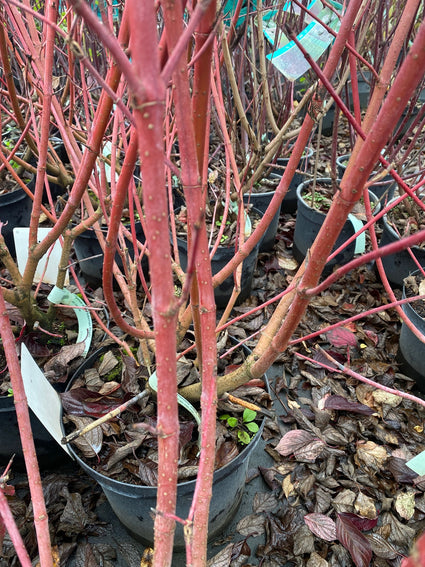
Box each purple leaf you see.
[339,512,378,532]
[60,387,135,418]
[304,513,337,541]
[336,515,373,567]
[323,395,375,415]
[327,327,358,347]
[274,430,315,456]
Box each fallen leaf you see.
[58,492,90,535]
[207,543,232,567]
[355,440,388,470]
[354,492,377,519]
[372,390,402,408]
[380,511,416,548]
[336,515,372,567]
[275,430,315,456]
[277,256,298,270]
[338,512,378,531]
[395,490,416,520]
[236,513,265,536]
[67,415,103,457]
[388,456,418,483]
[294,439,326,462]
[98,350,120,377]
[283,475,296,498]
[44,341,86,377]
[252,492,279,513]
[364,533,399,559]
[326,327,358,347]
[60,387,135,418]
[323,395,374,415]
[304,513,337,541]
[293,525,315,555]
[307,552,329,566]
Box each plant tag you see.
[13,227,69,285]
[20,344,72,456]
[348,214,366,254]
[48,286,92,356]
[263,0,342,81]
[406,451,425,476]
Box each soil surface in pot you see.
[61,334,271,486]
[0,168,32,195]
[403,273,425,317]
[301,183,376,218]
[175,203,261,248]
[246,177,280,195]
[386,196,425,246]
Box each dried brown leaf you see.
[394,490,416,520]
[307,552,329,567]
[354,492,377,519]
[355,440,388,470]
[236,513,265,536]
[252,492,280,514]
[98,350,120,377]
[364,533,399,559]
[207,544,232,567]
[67,415,103,457]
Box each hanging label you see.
[263,0,342,81]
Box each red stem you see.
[0,289,53,567]
[0,488,32,567]
[128,3,179,565]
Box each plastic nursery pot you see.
[336,155,395,206]
[0,382,72,472]
[378,198,425,288]
[270,146,314,213]
[243,188,280,252]
[398,270,425,393]
[176,214,261,309]
[293,178,380,274]
[73,222,149,288]
[0,184,33,259]
[347,71,372,109]
[393,89,425,141]
[62,341,269,549]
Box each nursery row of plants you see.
[1,0,425,565]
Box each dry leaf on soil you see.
[394,490,416,521]
[355,440,388,470]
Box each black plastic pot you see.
[73,222,148,288]
[378,198,425,287]
[393,89,425,140]
[348,71,372,109]
[243,188,279,252]
[62,341,268,549]
[0,382,72,472]
[0,185,33,259]
[293,178,380,273]
[321,73,372,137]
[398,270,425,392]
[176,214,261,309]
[270,146,314,213]
[336,154,395,206]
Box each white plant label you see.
[20,344,72,456]
[13,227,69,285]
